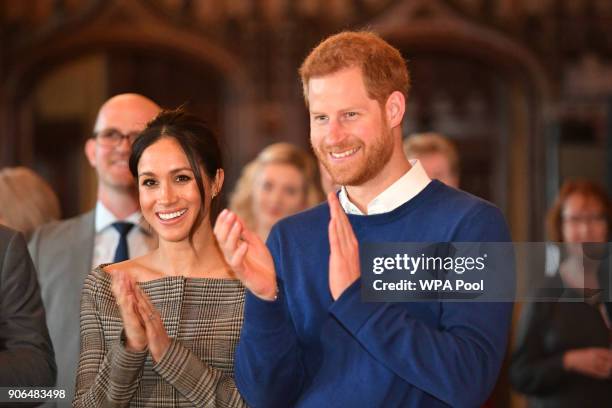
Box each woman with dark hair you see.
[74,109,246,407]
[510,180,612,407]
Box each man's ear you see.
[213,169,225,197]
[385,91,406,129]
[84,138,97,168]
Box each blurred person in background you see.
[229,142,324,240]
[28,93,160,405]
[0,166,61,239]
[0,174,57,389]
[510,179,612,408]
[403,132,460,188]
[1,225,56,389]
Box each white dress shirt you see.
[92,201,156,268]
[339,159,431,215]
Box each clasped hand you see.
[111,271,171,363]
[213,192,361,301]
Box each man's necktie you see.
[112,222,134,263]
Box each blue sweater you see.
[235,180,513,408]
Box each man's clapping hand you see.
[214,209,278,301]
[327,192,360,300]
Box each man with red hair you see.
[216,31,512,407]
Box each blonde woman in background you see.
[230,142,324,240]
[0,166,61,237]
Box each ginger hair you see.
[299,31,410,106]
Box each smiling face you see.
[252,162,306,232]
[137,137,212,243]
[308,67,395,187]
[86,94,160,191]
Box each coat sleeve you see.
[328,204,514,408]
[329,283,512,407]
[233,227,306,408]
[509,301,568,394]
[73,273,147,408]
[153,339,247,407]
[0,230,56,387]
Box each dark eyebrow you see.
[138,167,193,178]
[94,127,119,135]
[170,167,194,174]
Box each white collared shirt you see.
[339,159,431,215]
[92,201,156,267]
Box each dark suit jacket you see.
[0,225,56,386]
[510,275,612,408]
[28,211,94,407]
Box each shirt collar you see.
[95,201,142,233]
[338,159,431,215]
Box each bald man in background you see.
[29,94,160,406]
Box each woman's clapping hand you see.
[111,270,171,362]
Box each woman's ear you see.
[212,169,225,198]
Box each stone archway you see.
[369,0,553,241]
[0,0,255,214]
